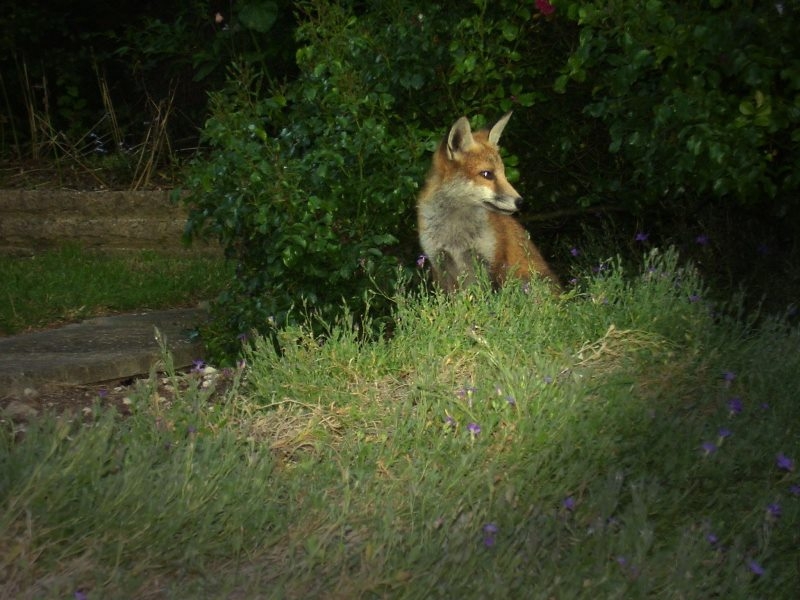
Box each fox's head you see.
[432,112,522,214]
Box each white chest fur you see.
[419,179,497,270]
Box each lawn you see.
[0,245,232,335]
[1,249,798,598]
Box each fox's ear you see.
[488,111,513,146]
[447,116,474,159]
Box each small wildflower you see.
[563,496,576,511]
[702,441,718,455]
[483,523,498,547]
[747,559,765,576]
[635,232,649,242]
[722,370,736,383]
[188,425,197,435]
[706,532,719,546]
[505,395,516,406]
[535,0,555,15]
[570,247,580,257]
[789,484,800,496]
[776,452,795,472]
[97,387,108,399]
[237,332,248,342]
[689,293,701,303]
[192,359,205,373]
[74,590,88,600]
[444,415,456,428]
[467,422,481,435]
[727,397,743,415]
[716,428,732,446]
[457,386,477,399]
[695,233,710,246]
[766,503,781,520]
[416,254,427,268]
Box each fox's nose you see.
[514,197,525,211]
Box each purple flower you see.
[416,254,427,268]
[192,359,205,373]
[718,428,732,439]
[747,559,765,576]
[695,234,710,246]
[766,503,781,519]
[706,532,719,546]
[727,397,743,415]
[635,232,649,242]
[789,484,800,497]
[467,422,481,436]
[97,387,108,399]
[75,591,88,600]
[456,386,477,399]
[482,522,498,547]
[689,293,701,303]
[563,496,576,511]
[570,247,580,257]
[702,441,718,455]
[776,453,795,472]
[722,370,736,383]
[444,415,456,428]
[505,395,516,406]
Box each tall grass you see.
[1,248,798,598]
[0,245,231,334]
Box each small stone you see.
[4,400,39,420]
[23,387,39,399]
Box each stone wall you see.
[0,190,220,256]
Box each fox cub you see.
[417,112,559,292]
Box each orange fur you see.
[417,113,559,292]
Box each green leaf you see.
[238,1,278,33]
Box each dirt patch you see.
[1,366,232,427]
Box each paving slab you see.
[0,308,208,396]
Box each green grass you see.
[2,248,799,598]
[0,245,232,335]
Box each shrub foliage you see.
[177,0,800,359]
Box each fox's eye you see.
[479,170,495,180]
